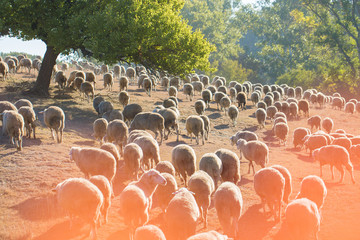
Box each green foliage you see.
[0,0,214,76]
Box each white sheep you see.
[199,115,210,141]
[123,143,143,180]
[183,83,194,101]
[274,122,289,145]
[52,178,103,240]
[215,148,241,185]
[228,105,239,126]
[194,100,206,115]
[80,81,95,101]
[199,153,223,189]
[165,187,200,240]
[292,127,311,149]
[214,182,243,238]
[168,86,178,97]
[282,198,321,240]
[321,117,333,134]
[307,115,321,132]
[152,172,177,213]
[313,145,355,183]
[98,101,114,116]
[255,108,267,128]
[129,112,165,145]
[127,130,153,143]
[119,76,129,91]
[303,134,328,157]
[100,142,120,166]
[171,144,196,187]
[133,136,161,170]
[118,91,130,108]
[219,96,231,114]
[89,175,112,224]
[93,96,105,115]
[123,103,143,124]
[103,73,113,91]
[188,170,215,228]
[129,169,167,210]
[40,106,65,143]
[155,161,176,176]
[0,61,9,80]
[69,147,117,186]
[236,139,269,174]
[17,106,36,139]
[185,115,205,145]
[158,108,179,142]
[106,119,128,153]
[93,118,108,145]
[230,130,258,146]
[201,89,212,108]
[296,175,327,210]
[187,230,228,240]
[14,99,33,109]
[134,225,166,240]
[254,167,285,221]
[271,165,292,203]
[1,110,24,150]
[119,185,149,240]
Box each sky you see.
[0,0,258,58]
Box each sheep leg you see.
[320,164,323,177]
[50,129,56,140]
[336,165,345,183]
[89,220,97,240]
[248,161,252,174]
[331,165,335,180]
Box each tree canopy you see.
[0,0,214,95]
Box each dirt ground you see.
[0,69,359,240]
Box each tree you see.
[0,0,214,96]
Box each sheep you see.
[255,108,267,128]
[188,170,215,228]
[40,106,65,143]
[207,85,216,99]
[264,95,274,107]
[134,225,166,240]
[274,122,289,145]
[236,92,247,110]
[271,165,292,203]
[137,74,148,88]
[171,144,196,186]
[98,101,113,117]
[185,115,205,145]
[229,87,237,101]
[266,106,278,120]
[155,161,176,176]
[100,142,120,165]
[214,182,243,238]
[119,185,149,240]
[54,71,67,89]
[187,231,228,240]
[281,198,321,240]
[293,127,311,148]
[123,143,143,180]
[251,91,260,105]
[332,137,352,150]
[19,58,32,73]
[165,187,200,240]
[6,59,16,74]
[321,117,334,134]
[161,77,169,89]
[106,109,124,121]
[307,115,321,132]
[17,106,36,139]
[126,67,136,83]
[236,139,269,174]
[257,101,267,110]
[192,81,204,95]
[313,145,355,183]
[219,96,231,114]
[274,101,282,112]
[152,173,177,213]
[129,112,164,145]
[130,169,167,210]
[332,97,344,110]
[106,119,128,153]
[183,83,194,101]
[93,118,108,144]
[89,175,112,224]
[168,87,178,99]
[116,76,129,92]
[117,91,130,108]
[254,167,285,221]
[123,103,143,123]
[199,115,210,141]
[356,102,360,113]
[103,73,113,91]
[1,110,24,150]
[80,81,95,101]
[141,78,152,97]
[303,134,328,157]
[85,71,96,88]
[201,89,212,108]
[163,98,176,108]
[127,129,153,143]
[217,86,227,95]
[317,93,326,108]
[52,178,103,240]
[70,147,117,186]
[228,105,239,126]
[215,148,241,185]
[289,102,298,120]
[199,153,223,189]
[14,99,33,109]
[214,92,226,110]
[157,108,179,142]
[194,100,206,116]
[133,136,160,170]
[296,175,327,210]
[344,102,355,114]
[230,130,258,146]
[93,96,105,115]
[72,76,84,91]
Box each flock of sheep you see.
[0,54,359,240]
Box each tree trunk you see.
[30,45,59,96]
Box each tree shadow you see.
[11,194,62,221]
[165,140,187,147]
[208,112,221,119]
[33,220,88,240]
[214,124,229,130]
[73,140,96,147]
[295,153,314,163]
[237,204,277,240]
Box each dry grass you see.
[0,69,360,240]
